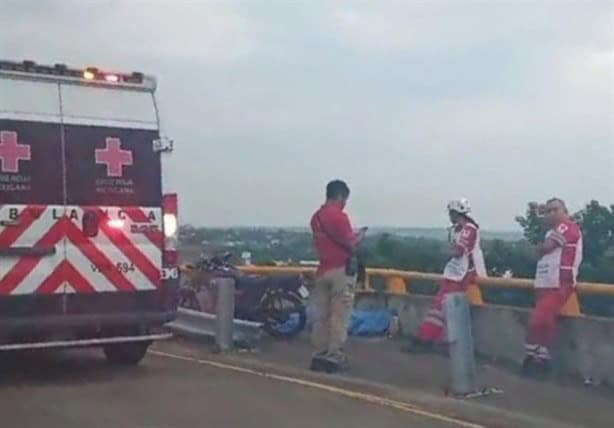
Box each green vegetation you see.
[179,200,613,316]
[180,200,613,284]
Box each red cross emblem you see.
[0,131,32,174]
[95,137,133,177]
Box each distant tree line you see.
[180,200,613,284]
[180,200,614,316]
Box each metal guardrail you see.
[167,307,263,347]
[231,265,614,317]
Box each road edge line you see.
[150,350,485,428]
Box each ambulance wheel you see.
[103,342,150,366]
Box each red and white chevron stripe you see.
[0,205,163,296]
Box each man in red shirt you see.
[310,180,366,372]
[523,198,583,376]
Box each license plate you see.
[297,285,309,299]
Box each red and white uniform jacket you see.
[535,219,583,289]
[443,222,487,282]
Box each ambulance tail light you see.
[163,194,178,239]
[163,214,177,238]
[161,193,180,311]
[162,193,178,265]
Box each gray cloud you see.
[1,0,612,229]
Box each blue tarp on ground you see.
[306,303,395,337]
[348,309,394,337]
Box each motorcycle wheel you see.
[261,291,306,340]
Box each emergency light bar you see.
[0,59,156,91]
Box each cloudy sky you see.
[2,0,613,230]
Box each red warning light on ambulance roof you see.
[0,61,148,87]
[104,74,119,83]
[83,68,120,83]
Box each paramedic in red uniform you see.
[409,198,486,351]
[523,198,583,375]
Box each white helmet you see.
[447,198,471,215]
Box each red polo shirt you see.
[311,202,355,275]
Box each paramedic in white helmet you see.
[408,199,486,352]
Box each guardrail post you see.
[445,292,477,396]
[214,277,235,352]
[465,283,483,305]
[560,292,582,317]
[386,276,407,294]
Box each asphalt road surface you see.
[0,348,464,428]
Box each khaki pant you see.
[311,267,356,355]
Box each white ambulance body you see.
[0,60,178,364]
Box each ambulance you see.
[0,60,178,365]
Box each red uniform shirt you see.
[310,202,355,275]
[457,222,478,273]
[443,222,479,281]
[535,219,583,288]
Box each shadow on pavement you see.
[0,349,149,387]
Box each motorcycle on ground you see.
[179,253,309,340]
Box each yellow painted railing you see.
[230,265,614,318]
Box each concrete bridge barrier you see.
[184,264,614,385]
[355,292,614,386]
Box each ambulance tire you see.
[103,341,150,366]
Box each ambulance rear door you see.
[59,82,164,317]
[0,76,67,320]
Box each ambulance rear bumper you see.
[0,332,173,351]
[0,311,177,332]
